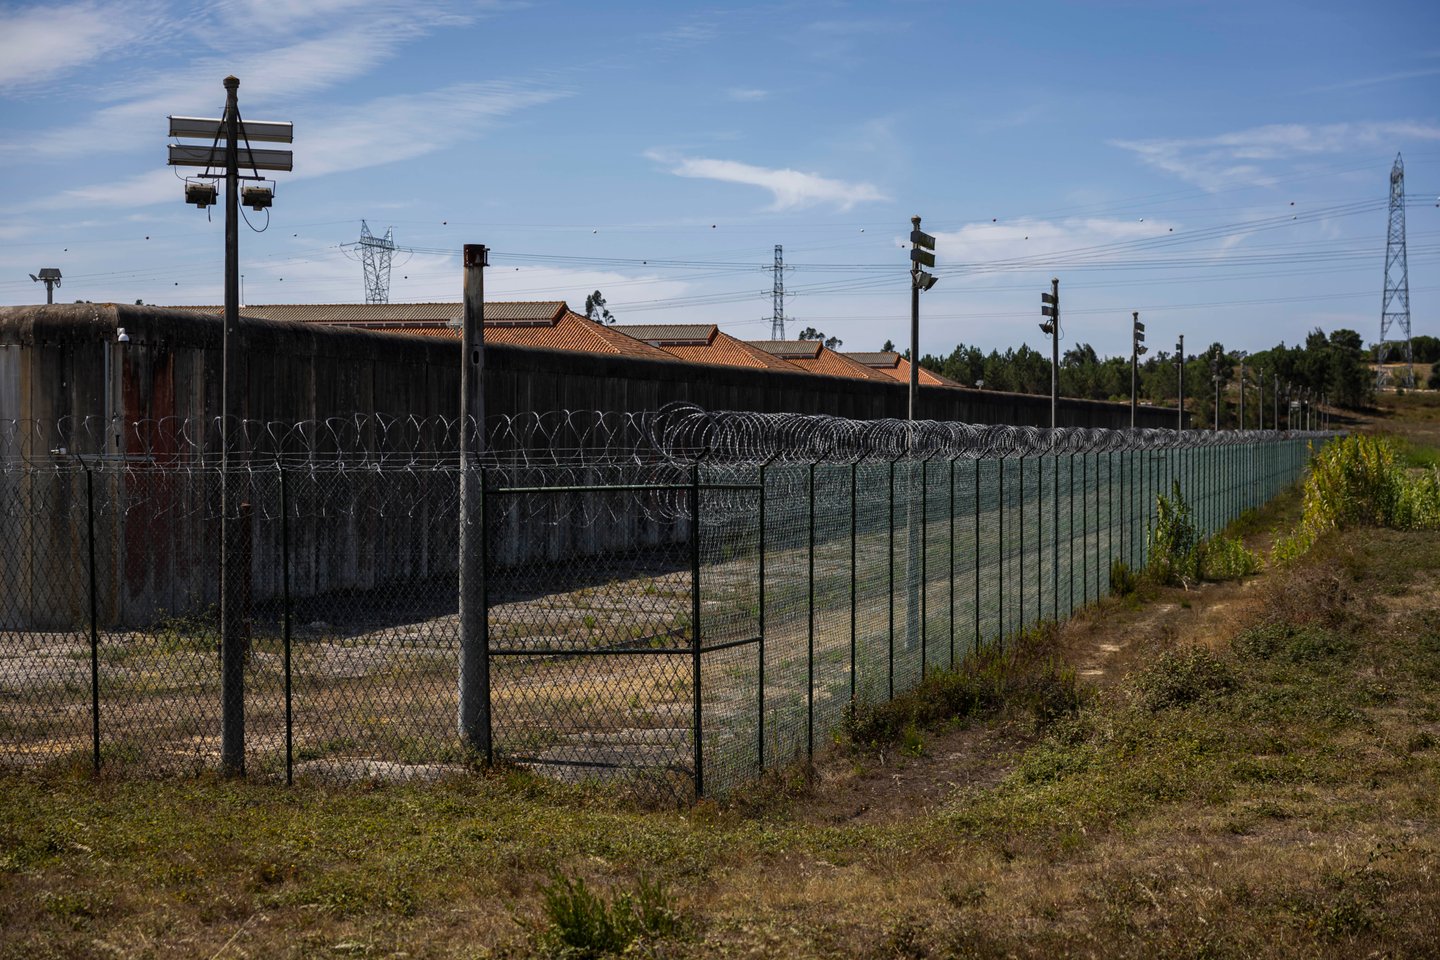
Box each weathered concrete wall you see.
[0,302,1183,433]
[0,303,1182,627]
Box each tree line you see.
[917,327,1389,428]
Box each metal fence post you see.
[948,456,956,669]
[1052,451,1059,622]
[691,458,704,797]
[920,457,928,676]
[1069,451,1076,617]
[888,457,896,700]
[758,459,768,772]
[807,461,816,760]
[997,455,1005,650]
[1017,454,1025,632]
[850,460,857,704]
[85,464,100,776]
[973,459,980,656]
[279,462,293,785]
[1082,450,1089,607]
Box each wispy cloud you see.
[298,82,566,176]
[1111,121,1440,191]
[726,87,769,102]
[0,1,167,93]
[0,1,482,159]
[30,169,179,211]
[21,82,566,211]
[1307,66,1440,94]
[932,217,1179,271]
[645,151,886,211]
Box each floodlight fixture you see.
[30,267,62,303]
[186,181,218,208]
[242,185,272,211]
[914,269,938,292]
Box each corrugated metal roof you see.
[611,323,718,346]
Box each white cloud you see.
[1112,121,1440,191]
[932,217,1180,273]
[1308,67,1440,94]
[29,169,179,211]
[726,87,769,102]
[19,82,565,211]
[645,151,886,211]
[0,1,477,159]
[0,1,164,92]
[296,82,567,176]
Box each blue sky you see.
[0,0,1437,360]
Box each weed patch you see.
[536,872,681,958]
[1128,647,1238,711]
[841,624,1084,747]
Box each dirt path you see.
[792,493,1300,828]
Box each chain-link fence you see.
[1,407,1327,800]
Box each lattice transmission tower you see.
[358,220,396,304]
[771,244,785,340]
[1378,153,1412,388]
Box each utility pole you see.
[1040,280,1059,427]
[1175,334,1185,430]
[29,268,61,303]
[1212,357,1221,431]
[168,77,292,776]
[1130,311,1146,428]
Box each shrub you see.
[538,872,680,958]
[1128,647,1237,711]
[1273,435,1440,562]
[1200,535,1262,580]
[1109,558,1139,596]
[1148,481,1200,585]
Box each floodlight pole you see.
[1175,334,1184,431]
[1130,312,1139,429]
[909,216,921,432]
[1238,360,1246,430]
[1049,278,1060,428]
[219,75,247,776]
[1273,373,1279,432]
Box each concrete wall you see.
[0,303,1183,627]
[0,302,1183,436]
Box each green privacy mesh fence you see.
[1,408,1327,801]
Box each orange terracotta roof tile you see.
[749,341,894,381]
[842,350,958,387]
[613,324,798,371]
[485,311,675,360]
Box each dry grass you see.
[4,420,1439,957]
[4,511,1440,957]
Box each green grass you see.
[4,468,1440,957]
